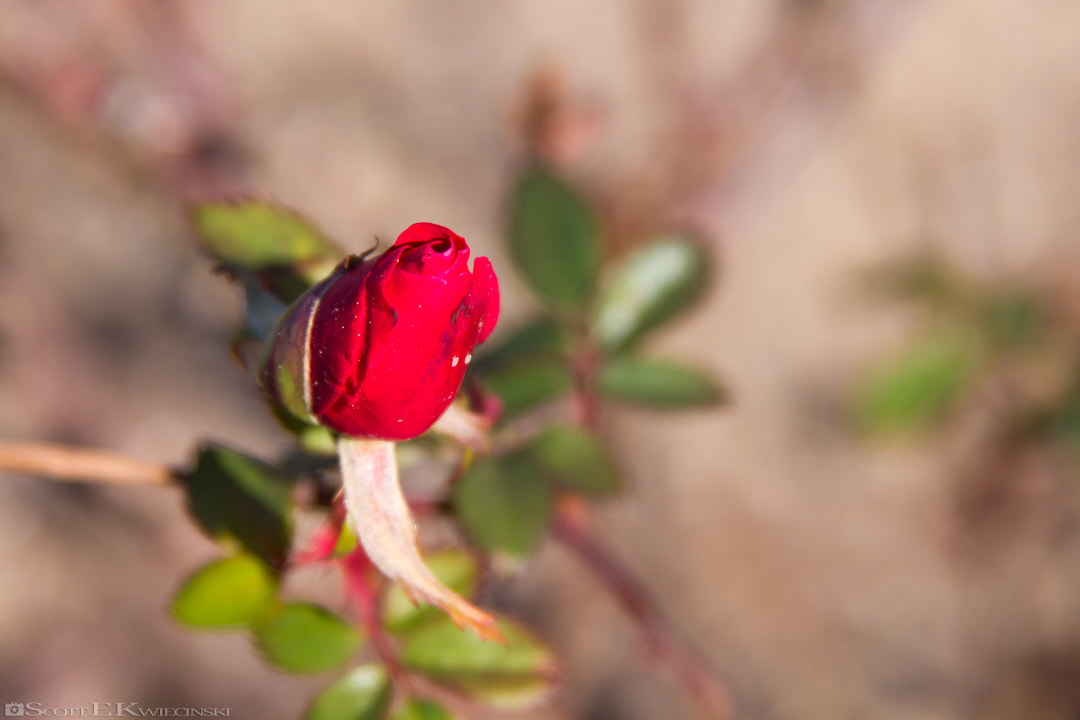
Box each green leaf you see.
[481,361,574,418]
[305,665,393,720]
[253,602,362,674]
[452,455,554,557]
[179,444,294,567]
[507,168,601,309]
[399,618,557,709]
[594,236,708,351]
[853,328,985,435]
[527,424,620,496]
[471,316,570,375]
[172,555,277,629]
[193,201,340,272]
[389,700,457,720]
[383,550,480,635]
[599,356,726,409]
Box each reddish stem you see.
[340,548,413,693]
[294,507,412,693]
[553,501,734,720]
[571,340,602,428]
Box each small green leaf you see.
[172,555,277,629]
[390,700,457,720]
[471,316,570,375]
[305,665,393,720]
[399,618,557,709]
[594,236,708,351]
[507,168,602,309]
[193,201,341,273]
[528,424,620,496]
[481,361,574,418]
[253,602,362,674]
[452,455,554,557]
[853,328,985,435]
[599,356,726,409]
[383,550,480,635]
[179,444,294,566]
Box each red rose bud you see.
[259,223,500,440]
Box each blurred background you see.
[2,1,1080,718]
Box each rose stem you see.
[552,501,734,720]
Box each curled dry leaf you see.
[338,437,504,643]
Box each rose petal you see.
[469,257,500,345]
[307,256,376,417]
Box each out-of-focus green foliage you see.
[527,424,620,496]
[179,444,294,567]
[304,665,393,720]
[172,555,277,629]
[600,356,726,409]
[480,361,574,418]
[399,618,557,709]
[507,168,601,309]
[853,328,984,435]
[978,290,1048,350]
[594,236,708,352]
[853,256,1063,438]
[254,602,362,674]
[860,255,967,309]
[453,454,554,557]
[472,317,570,375]
[390,700,457,720]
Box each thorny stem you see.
[0,441,175,486]
[553,499,735,720]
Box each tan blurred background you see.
[2,1,1080,718]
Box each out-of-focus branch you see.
[553,499,734,720]
[0,440,174,486]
